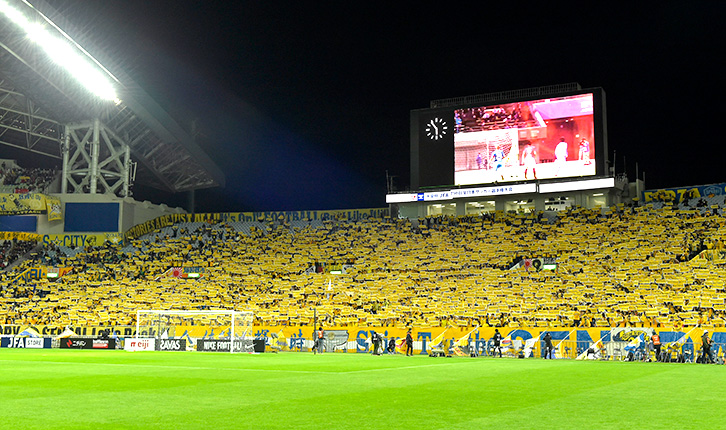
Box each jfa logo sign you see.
[1,337,44,348]
[10,337,27,348]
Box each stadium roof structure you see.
[429,82,582,109]
[0,0,224,193]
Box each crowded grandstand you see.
[3,200,726,330]
[2,181,726,362]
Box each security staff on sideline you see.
[315,326,325,354]
[651,332,662,361]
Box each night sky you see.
[43,2,726,211]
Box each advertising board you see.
[0,337,51,348]
[60,337,116,349]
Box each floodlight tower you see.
[0,0,224,197]
[0,0,134,196]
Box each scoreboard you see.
[410,88,608,189]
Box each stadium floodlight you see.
[0,0,120,102]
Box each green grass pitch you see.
[1,349,724,429]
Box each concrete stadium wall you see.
[35,194,185,235]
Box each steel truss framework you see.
[62,119,135,196]
[0,81,62,159]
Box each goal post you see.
[135,309,254,353]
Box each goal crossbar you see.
[135,309,254,353]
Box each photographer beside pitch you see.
[492,329,503,357]
[543,332,553,359]
[370,330,382,355]
[386,336,396,354]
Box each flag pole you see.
[678,324,699,343]
[554,328,578,349]
[455,325,480,346]
[431,326,451,346]
[453,325,480,354]
[523,334,541,358]
[554,328,578,358]
[576,331,607,360]
[673,324,700,359]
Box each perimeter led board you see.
[410,88,608,189]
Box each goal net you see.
[454,128,519,172]
[135,309,254,353]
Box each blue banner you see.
[642,183,726,203]
[0,337,52,348]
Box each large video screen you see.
[453,93,596,185]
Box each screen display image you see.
[454,93,595,185]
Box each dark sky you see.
[49,2,724,212]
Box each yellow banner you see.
[125,208,389,240]
[694,249,726,263]
[0,231,41,241]
[0,193,47,215]
[41,233,124,248]
[12,267,73,283]
[1,325,718,357]
[46,195,63,221]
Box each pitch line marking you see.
[0,359,334,374]
[342,361,478,374]
[0,358,476,375]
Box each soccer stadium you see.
[2,2,726,429]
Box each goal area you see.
[454,128,519,172]
[135,309,254,353]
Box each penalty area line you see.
[341,360,479,374]
[0,358,477,375]
[0,359,338,375]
